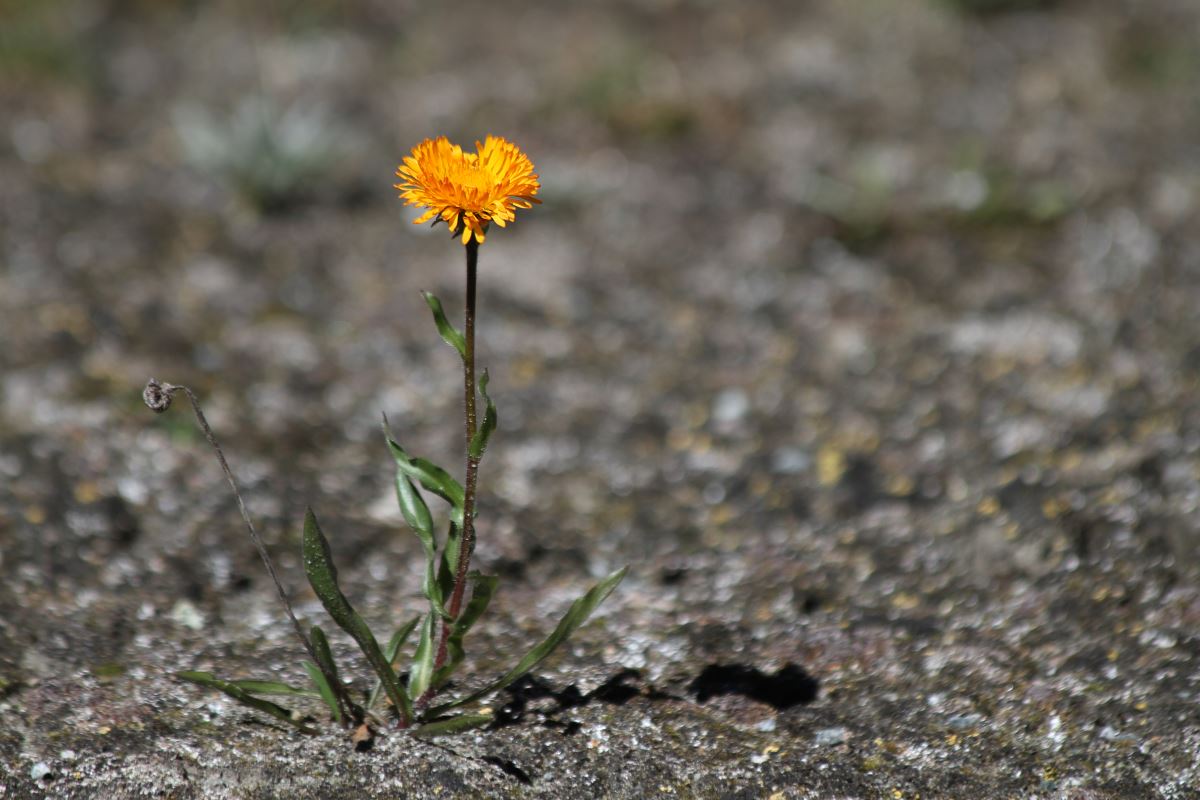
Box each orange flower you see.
[395,136,541,245]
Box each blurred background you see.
[3,0,1200,792]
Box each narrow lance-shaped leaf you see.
[227,678,321,698]
[392,455,435,538]
[368,616,420,712]
[407,611,437,700]
[302,661,342,723]
[468,370,497,460]
[178,671,316,735]
[302,509,413,724]
[433,572,498,688]
[427,566,628,717]
[310,625,342,689]
[422,291,466,360]
[395,468,444,613]
[411,712,494,738]
[308,625,344,724]
[383,426,465,515]
[437,521,461,609]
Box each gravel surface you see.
[3,1,1200,797]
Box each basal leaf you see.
[468,370,497,459]
[227,678,320,698]
[407,611,437,700]
[368,616,420,712]
[422,291,466,360]
[410,712,493,738]
[310,625,340,685]
[302,509,413,724]
[178,670,316,734]
[308,624,353,724]
[433,572,498,688]
[427,567,627,717]
[302,661,342,723]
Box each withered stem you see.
[145,380,362,725]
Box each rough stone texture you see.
[3,1,1200,798]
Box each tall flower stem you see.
[141,380,363,725]
[434,238,480,676]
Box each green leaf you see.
[433,573,498,688]
[227,678,320,698]
[411,712,494,738]
[438,522,462,603]
[308,625,349,725]
[396,469,443,611]
[407,612,437,700]
[422,291,466,360]
[302,509,413,724]
[427,567,627,717]
[384,432,465,513]
[310,625,340,684]
[178,670,316,734]
[302,661,342,723]
[395,472,434,540]
[468,370,498,459]
[368,616,421,711]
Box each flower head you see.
[395,136,541,245]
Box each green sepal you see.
[301,509,413,724]
[427,566,627,717]
[177,670,316,735]
[422,291,466,360]
[407,611,437,700]
[433,572,498,688]
[302,661,342,724]
[368,616,421,711]
[468,370,497,459]
[411,712,494,738]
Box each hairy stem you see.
[144,380,362,725]
[433,239,480,678]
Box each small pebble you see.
[947,713,983,731]
[170,599,205,631]
[712,388,749,425]
[771,446,810,475]
[1099,725,1138,745]
[30,762,52,780]
[813,727,849,746]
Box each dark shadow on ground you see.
[492,662,817,734]
[688,663,819,710]
[493,669,676,732]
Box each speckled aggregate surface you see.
[3,1,1200,798]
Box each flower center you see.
[456,165,495,194]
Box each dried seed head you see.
[143,379,174,413]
